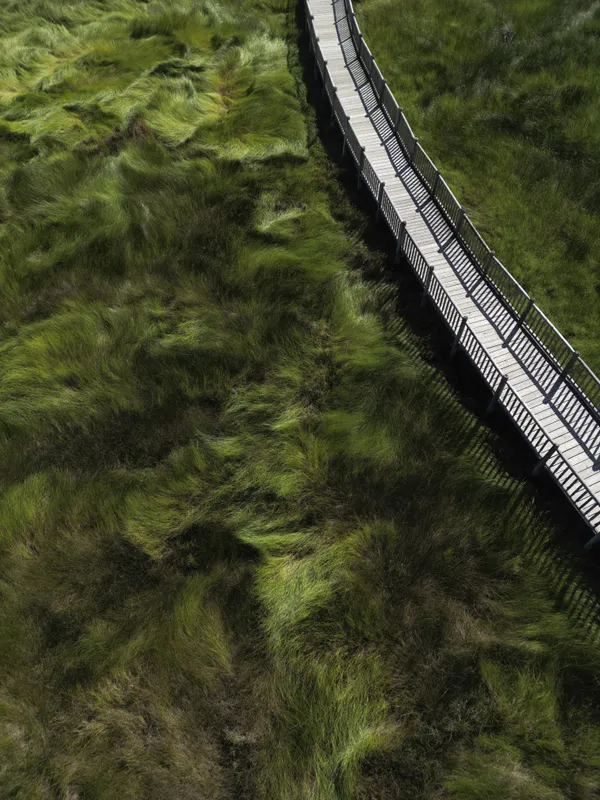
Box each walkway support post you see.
[533,443,559,477]
[376,182,385,223]
[357,146,365,190]
[422,264,434,307]
[519,296,536,326]
[450,315,468,358]
[322,61,328,98]
[584,532,600,550]
[486,374,509,413]
[330,87,337,125]
[394,221,406,263]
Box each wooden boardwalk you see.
[306,0,600,545]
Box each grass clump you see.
[355,0,600,372]
[1,0,600,798]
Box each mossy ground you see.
[1,1,600,798]
[355,0,600,372]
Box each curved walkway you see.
[305,0,600,544]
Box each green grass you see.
[355,0,600,373]
[1,0,600,798]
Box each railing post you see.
[584,532,600,551]
[559,348,580,382]
[357,146,365,191]
[486,373,508,413]
[533,442,558,477]
[313,39,319,79]
[330,87,337,125]
[456,208,465,235]
[342,115,350,157]
[394,221,406,263]
[410,137,419,164]
[505,296,535,345]
[432,169,441,196]
[370,53,376,79]
[519,296,536,325]
[522,296,536,324]
[321,61,328,98]
[482,249,495,276]
[421,264,434,307]
[465,249,496,299]
[450,315,468,358]
[547,349,580,401]
[394,106,402,134]
[375,182,385,223]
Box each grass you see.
[355,0,600,373]
[1,0,600,798]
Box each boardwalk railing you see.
[304,0,600,544]
[342,0,600,425]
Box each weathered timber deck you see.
[306,0,600,544]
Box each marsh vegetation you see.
[1,1,600,798]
